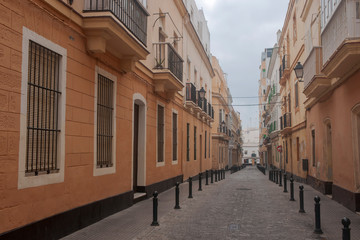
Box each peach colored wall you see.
[0,0,189,234]
[306,70,360,192]
[181,110,212,180]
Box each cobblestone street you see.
[63,166,360,240]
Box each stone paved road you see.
[135,167,320,240]
[63,166,360,240]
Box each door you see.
[133,103,139,192]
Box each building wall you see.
[0,0,214,236]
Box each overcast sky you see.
[195,0,289,129]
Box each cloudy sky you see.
[195,0,289,129]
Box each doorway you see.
[324,120,333,181]
[133,103,139,192]
[132,94,147,193]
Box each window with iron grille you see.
[26,40,61,176]
[187,123,190,161]
[157,105,165,163]
[172,112,177,161]
[96,74,114,168]
[194,126,197,160]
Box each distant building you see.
[242,128,259,164]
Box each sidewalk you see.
[274,175,360,240]
[62,167,360,239]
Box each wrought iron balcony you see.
[280,112,291,134]
[186,83,196,104]
[82,0,149,72]
[84,0,148,45]
[154,43,183,81]
[279,54,289,86]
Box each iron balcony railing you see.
[282,54,289,71]
[280,112,291,130]
[203,98,207,113]
[186,82,196,104]
[197,95,207,114]
[84,0,148,45]
[207,103,212,117]
[153,42,183,81]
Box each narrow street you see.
[63,166,360,240]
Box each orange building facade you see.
[302,0,360,211]
[0,0,217,238]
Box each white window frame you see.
[172,109,178,165]
[93,66,117,176]
[18,27,67,189]
[156,101,165,167]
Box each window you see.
[288,93,291,112]
[96,74,114,168]
[205,131,207,159]
[194,126,197,160]
[293,12,297,43]
[157,104,165,163]
[187,60,191,81]
[295,82,299,108]
[296,137,300,162]
[187,123,190,161]
[26,41,62,176]
[172,112,178,162]
[94,68,117,176]
[312,129,316,167]
[19,27,67,189]
[356,2,360,19]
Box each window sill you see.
[156,161,165,167]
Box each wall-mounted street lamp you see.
[294,62,304,82]
[198,87,206,100]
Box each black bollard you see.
[151,191,159,226]
[211,170,214,183]
[342,217,351,240]
[276,170,279,184]
[224,169,226,179]
[188,177,193,198]
[215,170,218,182]
[299,185,305,213]
[279,170,282,187]
[283,173,288,192]
[206,170,209,185]
[198,173,202,191]
[174,182,180,209]
[269,170,271,181]
[314,196,323,234]
[290,176,295,201]
[218,169,221,181]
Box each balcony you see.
[279,54,290,86]
[321,0,360,79]
[153,43,184,96]
[303,47,329,98]
[186,82,197,104]
[83,0,149,71]
[280,112,291,135]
